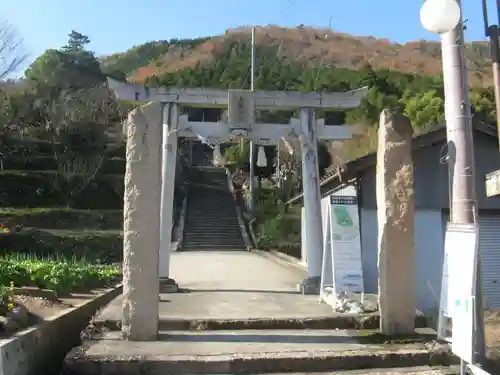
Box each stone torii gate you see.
[107,78,367,340]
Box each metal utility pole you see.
[482,0,500,140]
[441,0,486,360]
[248,27,256,212]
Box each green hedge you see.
[3,156,126,174]
[0,229,122,263]
[0,171,123,209]
[0,208,122,230]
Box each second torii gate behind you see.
[109,78,367,294]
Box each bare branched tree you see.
[0,21,26,80]
[42,84,119,205]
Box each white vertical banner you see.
[329,195,364,294]
[320,194,364,308]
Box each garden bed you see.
[0,255,120,338]
[0,170,124,208]
[3,156,126,174]
[0,228,122,262]
[0,207,122,230]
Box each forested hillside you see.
[1,27,498,161]
[101,26,492,86]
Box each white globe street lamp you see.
[420,0,487,364]
[420,0,461,34]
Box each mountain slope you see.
[101,25,492,86]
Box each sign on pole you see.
[437,232,452,343]
[438,222,479,364]
[485,169,500,197]
[320,194,364,308]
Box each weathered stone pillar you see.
[376,109,415,335]
[122,102,162,341]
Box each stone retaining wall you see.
[0,285,122,375]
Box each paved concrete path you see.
[97,250,341,323]
[80,251,458,375]
[170,250,305,291]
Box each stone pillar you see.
[298,107,323,295]
[376,109,415,335]
[122,102,162,341]
[159,103,179,291]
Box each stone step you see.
[188,200,234,205]
[185,223,240,231]
[184,221,240,226]
[183,229,241,234]
[186,210,238,215]
[182,241,246,247]
[181,244,246,250]
[185,218,239,223]
[182,243,245,248]
[187,203,236,207]
[183,229,242,234]
[185,217,240,222]
[182,230,242,236]
[183,235,242,239]
[63,330,456,375]
[187,206,237,210]
[182,234,243,239]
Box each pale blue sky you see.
[2,0,499,75]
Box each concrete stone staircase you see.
[181,166,246,251]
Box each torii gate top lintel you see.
[107,78,368,111]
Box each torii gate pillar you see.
[159,103,179,289]
[298,108,324,294]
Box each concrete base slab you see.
[297,276,321,295]
[159,277,179,293]
[94,292,426,331]
[259,366,460,375]
[63,330,454,375]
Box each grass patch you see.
[0,229,122,263]
[0,207,122,230]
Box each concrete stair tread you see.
[183,241,246,244]
[260,367,460,375]
[64,330,454,375]
[182,231,242,235]
[183,242,246,244]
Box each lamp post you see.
[420,0,486,364]
[248,27,256,212]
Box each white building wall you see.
[361,209,444,313]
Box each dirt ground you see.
[0,289,105,338]
[12,294,72,319]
